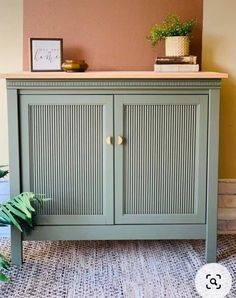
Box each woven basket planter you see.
[165,36,190,56]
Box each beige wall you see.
[202,0,236,178]
[0,0,23,165]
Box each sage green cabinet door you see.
[20,95,113,225]
[115,95,208,224]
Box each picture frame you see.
[30,38,63,72]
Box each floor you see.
[0,236,235,297]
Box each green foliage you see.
[0,167,49,282]
[0,167,8,179]
[0,254,10,282]
[0,192,49,232]
[147,15,196,47]
[0,192,48,282]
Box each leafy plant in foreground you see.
[0,168,49,282]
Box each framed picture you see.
[30,38,63,71]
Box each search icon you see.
[210,278,217,286]
[195,263,232,297]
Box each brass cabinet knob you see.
[106,136,113,145]
[117,136,125,145]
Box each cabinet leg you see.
[11,227,23,265]
[205,232,217,263]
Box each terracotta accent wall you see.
[24,0,203,71]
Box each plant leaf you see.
[0,169,8,179]
[0,206,22,231]
[0,272,10,282]
[20,192,36,211]
[0,189,50,282]
[0,253,10,282]
[8,198,32,219]
[0,254,10,270]
[0,192,49,232]
[15,193,35,212]
[5,204,28,221]
[0,210,11,225]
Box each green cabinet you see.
[20,94,208,226]
[6,77,222,264]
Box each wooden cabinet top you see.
[0,71,228,80]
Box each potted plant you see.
[147,15,196,56]
[0,167,48,282]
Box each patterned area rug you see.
[0,236,235,297]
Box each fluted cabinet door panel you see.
[20,95,113,225]
[115,95,208,224]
